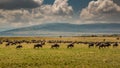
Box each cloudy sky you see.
[0,0,120,31]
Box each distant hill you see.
[0,23,120,36]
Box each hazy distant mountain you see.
[0,23,120,36]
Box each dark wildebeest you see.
[34,44,43,48]
[95,42,101,47]
[51,44,60,48]
[99,42,111,49]
[98,43,105,49]
[67,43,74,48]
[6,43,10,47]
[16,45,22,49]
[88,43,94,48]
[113,42,119,48]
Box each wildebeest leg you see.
[51,46,53,49]
[89,46,90,48]
[99,46,101,49]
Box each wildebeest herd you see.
[88,42,119,49]
[0,38,119,49]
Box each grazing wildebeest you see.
[98,42,111,49]
[88,43,94,48]
[98,43,105,49]
[16,45,22,49]
[34,44,43,48]
[95,42,101,47]
[41,41,46,45]
[67,43,74,48]
[6,43,10,47]
[113,42,119,48]
[51,44,60,48]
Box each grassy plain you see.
[0,37,120,68]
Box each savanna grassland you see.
[0,37,120,68]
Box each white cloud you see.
[52,0,73,15]
[80,0,120,23]
[36,0,73,15]
[33,0,43,5]
[0,0,73,29]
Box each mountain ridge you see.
[0,23,120,36]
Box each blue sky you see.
[0,0,120,31]
[43,0,91,13]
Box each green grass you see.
[0,43,120,68]
[0,37,120,68]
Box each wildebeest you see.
[98,43,106,49]
[51,44,60,48]
[88,43,94,48]
[113,42,119,48]
[95,42,101,47]
[67,43,74,48]
[98,42,111,49]
[34,44,43,48]
[6,43,10,47]
[16,45,22,49]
